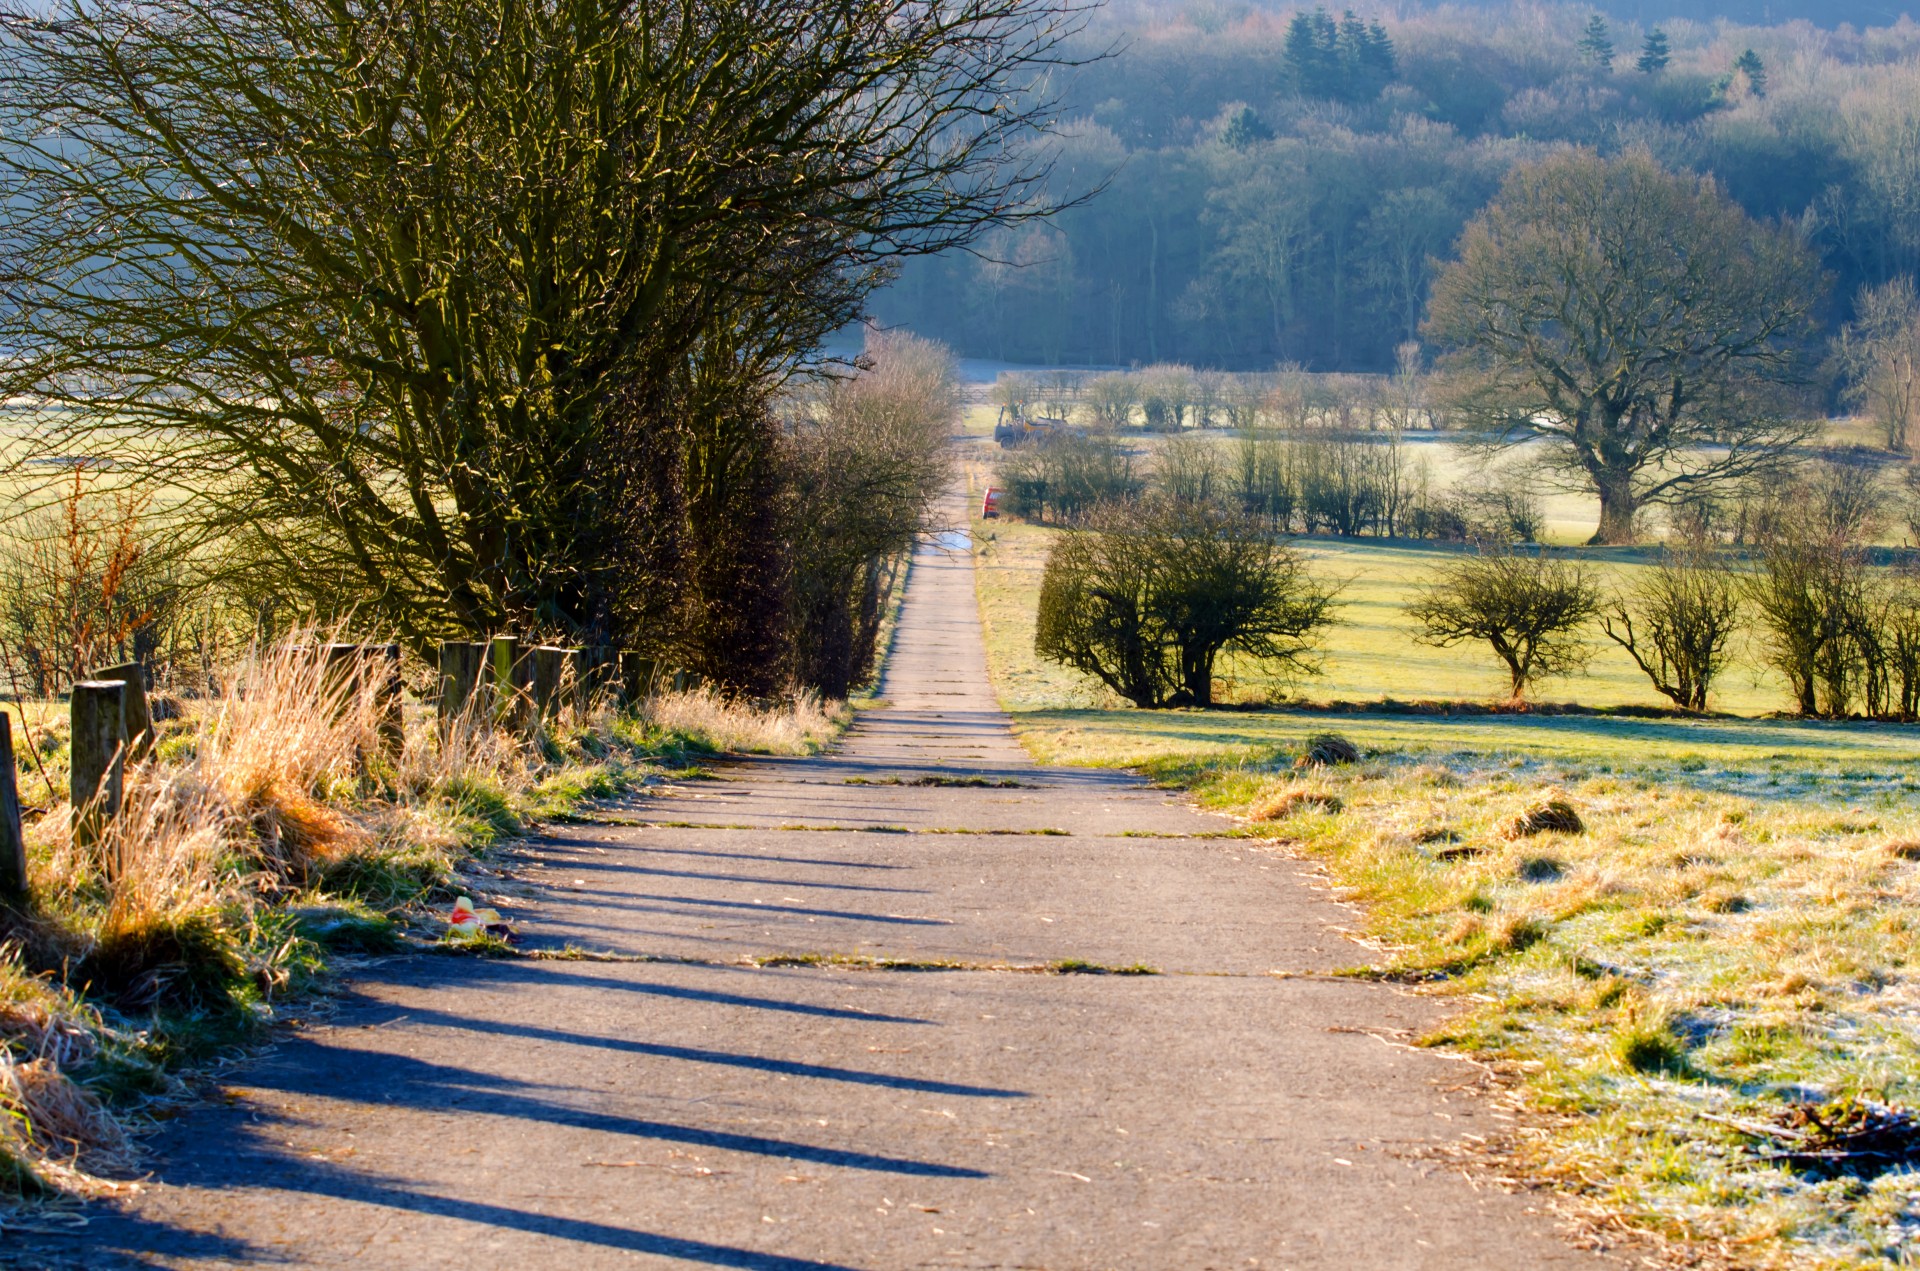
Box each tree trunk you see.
[1501,652,1528,703]
[1181,645,1215,708]
[1592,475,1639,545]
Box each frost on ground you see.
[1178,744,1920,1267]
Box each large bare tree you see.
[1424,149,1825,545]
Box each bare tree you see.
[781,334,957,698]
[1425,149,1825,545]
[1037,498,1336,707]
[991,375,1041,417]
[996,434,1141,525]
[1601,549,1742,711]
[1137,365,1196,432]
[1079,374,1138,431]
[1155,434,1224,505]
[1837,279,1920,455]
[1037,372,1081,424]
[0,0,1082,658]
[1406,548,1600,702]
[1745,457,1889,717]
[1218,375,1268,431]
[1190,370,1227,429]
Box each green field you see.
[969,448,1833,713]
[963,448,1920,1267]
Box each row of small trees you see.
[999,432,1540,543]
[1411,459,1920,717]
[1030,452,1920,719]
[993,346,1433,436]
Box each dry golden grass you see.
[1171,753,1920,1266]
[0,1053,128,1174]
[0,644,855,1199]
[640,686,846,755]
[1247,785,1343,820]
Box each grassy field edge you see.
[967,466,1920,1268]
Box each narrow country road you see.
[30,491,1616,1270]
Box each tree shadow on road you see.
[26,961,993,1269]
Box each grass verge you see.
[0,658,843,1198]
[1168,743,1920,1267]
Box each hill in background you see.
[875,1,1920,373]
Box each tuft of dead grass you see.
[1298,733,1360,767]
[640,687,845,756]
[0,1054,129,1169]
[1248,785,1344,821]
[1503,797,1584,839]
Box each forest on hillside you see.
[875,1,1920,374]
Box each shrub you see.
[1035,498,1338,707]
[1136,364,1195,432]
[1601,547,1742,711]
[1406,547,1600,702]
[780,332,955,697]
[1446,466,1543,543]
[0,470,178,697]
[1228,428,1429,538]
[996,433,1142,525]
[1155,433,1224,505]
[1079,373,1137,430]
[1742,456,1920,718]
[1231,433,1299,530]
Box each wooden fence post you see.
[320,642,364,720]
[488,636,525,729]
[92,661,153,760]
[375,643,404,754]
[528,646,568,722]
[0,714,27,899]
[437,641,486,727]
[71,680,128,875]
[618,651,656,707]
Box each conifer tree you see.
[1283,9,1337,98]
[1362,20,1397,82]
[1735,48,1768,97]
[1637,27,1670,74]
[1221,105,1274,149]
[1283,7,1393,103]
[1578,14,1614,72]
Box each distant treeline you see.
[877,1,1920,373]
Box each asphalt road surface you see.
[29,495,1616,1269]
